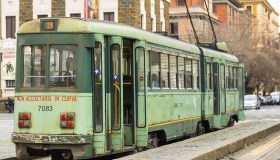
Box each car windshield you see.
[245,95,257,100]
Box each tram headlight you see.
[18,112,31,128]
[60,112,75,128]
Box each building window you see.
[141,14,144,29]
[246,6,252,14]
[6,80,15,87]
[37,15,48,19]
[177,0,185,6]
[151,18,154,31]
[170,22,178,34]
[70,13,81,18]
[6,16,16,39]
[104,12,114,21]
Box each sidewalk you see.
[118,120,280,160]
[0,113,16,160]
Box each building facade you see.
[213,0,242,27]
[238,0,279,50]
[169,0,220,44]
[0,0,170,98]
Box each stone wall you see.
[164,1,170,33]
[52,0,65,17]
[118,0,141,28]
[19,0,33,26]
[145,0,151,31]
[155,0,161,31]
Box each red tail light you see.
[61,113,67,120]
[60,112,75,128]
[24,113,30,119]
[67,121,74,127]
[18,112,31,128]
[18,121,24,127]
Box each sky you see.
[268,0,280,32]
[268,0,280,14]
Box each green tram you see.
[12,18,244,159]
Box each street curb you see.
[192,123,280,160]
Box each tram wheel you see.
[228,117,235,127]
[51,150,73,160]
[196,122,205,136]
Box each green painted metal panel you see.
[109,36,123,151]
[92,34,106,154]
[133,40,148,147]
[14,92,93,134]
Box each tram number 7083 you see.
[38,106,53,111]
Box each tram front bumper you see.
[12,134,93,159]
[12,133,92,144]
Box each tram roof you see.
[200,47,239,62]
[18,18,239,63]
[18,18,201,55]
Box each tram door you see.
[107,37,136,151]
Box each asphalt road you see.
[0,113,16,159]
[1,104,280,160]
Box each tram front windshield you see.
[22,45,77,88]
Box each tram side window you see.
[147,51,151,88]
[49,45,77,87]
[151,51,160,88]
[178,57,185,89]
[193,60,199,89]
[161,54,169,88]
[138,48,145,89]
[233,67,237,89]
[225,66,229,89]
[170,55,177,88]
[227,66,233,89]
[185,58,192,89]
[22,45,46,87]
[221,65,225,90]
[93,43,103,132]
[206,62,212,89]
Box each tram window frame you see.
[150,51,160,89]
[161,53,169,89]
[227,66,233,89]
[193,59,200,90]
[111,44,121,131]
[170,55,177,89]
[136,47,146,128]
[178,57,185,89]
[138,48,145,90]
[221,64,225,90]
[233,67,237,89]
[225,66,229,89]
[49,45,77,88]
[92,42,103,133]
[147,51,151,88]
[22,45,47,88]
[206,62,212,90]
[185,58,192,89]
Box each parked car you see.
[264,95,273,105]
[271,92,280,105]
[259,96,267,105]
[244,95,261,110]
